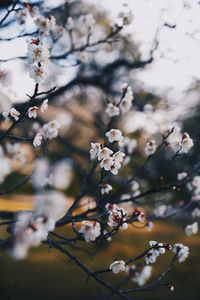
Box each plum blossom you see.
[30,65,46,83]
[90,142,101,160]
[106,203,128,230]
[49,159,72,190]
[106,129,123,143]
[41,99,48,113]
[134,208,146,223]
[3,108,20,121]
[130,180,140,197]
[100,157,114,171]
[117,3,133,26]
[173,243,189,263]
[32,157,50,187]
[165,128,193,154]
[9,191,66,260]
[192,208,200,218]
[9,212,49,259]
[28,106,39,118]
[144,139,157,156]
[126,265,152,286]
[27,39,50,65]
[185,222,198,236]
[154,204,169,218]
[35,16,56,34]
[105,103,120,117]
[6,143,28,166]
[119,86,134,114]
[110,260,126,274]
[79,221,101,242]
[98,147,113,161]
[33,133,43,147]
[182,133,194,153]
[34,191,67,222]
[66,16,74,30]
[43,120,60,139]
[145,241,166,264]
[101,183,113,195]
[113,151,125,168]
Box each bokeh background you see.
[1,0,200,299]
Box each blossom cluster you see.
[145,241,167,264]
[9,191,67,259]
[126,265,152,286]
[27,37,50,83]
[105,85,134,117]
[33,119,60,147]
[90,143,125,175]
[106,203,128,230]
[32,157,72,190]
[165,128,193,154]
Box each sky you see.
[87,0,200,106]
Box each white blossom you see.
[144,139,157,156]
[28,106,39,118]
[166,129,193,154]
[79,221,101,242]
[100,157,114,171]
[30,65,46,83]
[101,183,113,195]
[117,3,133,26]
[43,120,60,139]
[145,241,166,264]
[173,243,189,263]
[105,103,120,117]
[27,40,50,65]
[192,208,200,218]
[49,159,72,190]
[182,133,193,153]
[3,108,20,121]
[98,147,113,161]
[107,204,128,230]
[110,260,126,274]
[66,16,74,30]
[35,16,56,34]
[119,86,134,113]
[185,222,198,236]
[33,133,43,147]
[106,129,123,143]
[40,99,48,113]
[113,151,125,168]
[90,142,101,160]
[126,265,152,286]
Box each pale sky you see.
[87,0,200,106]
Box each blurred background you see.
[0,0,200,299]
